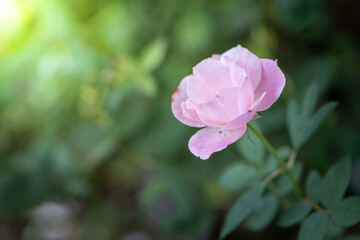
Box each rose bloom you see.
[171,45,286,160]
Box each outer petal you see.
[211,54,221,60]
[187,58,232,103]
[171,76,206,127]
[221,45,262,90]
[180,102,202,123]
[255,59,286,111]
[222,92,266,130]
[188,126,247,160]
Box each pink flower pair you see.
[171,45,286,159]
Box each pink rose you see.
[171,45,286,160]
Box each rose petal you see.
[228,62,248,87]
[180,102,203,123]
[185,99,222,128]
[188,126,247,160]
[255,59,286,111]
[198,96,232,126]
[221,45,262,90]
[222,92,266,130]
[187,58,232,103]
[171,76,206,127]
[215,84,254,119]
[197,80,255,127]
[237,79,255,115]
[211,54,221,60]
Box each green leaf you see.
[220,182,266,239]
[343,235,360,240]
[219,162,260,192]
[276,163,303,195]
[320,156,351,208]
[325,222,344,240]
[296,82,321,148]
[0,173,46,215]
[302,82,319,120]
[298,212,328,240]
[287,99,300,147]
[134,73,157,96]
[245,194,278,231]
[237,124,265,164]
[299,101,338,147]
[305,170,322,202]
[331,196,360,227]
[278,202,311,227]
[276,0,322,32]
[139,37,167,71]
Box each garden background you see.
[0,0,359,239]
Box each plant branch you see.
[247,122,303,198]
[266,149,298,181]
[266,181,291,207]
[302,198,330,214]
[257,161,291,208]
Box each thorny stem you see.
[247,122,303,199]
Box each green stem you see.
[256,161,290,208]
[247,122,303,198]
[267,181,290,208]
[302,198,330,215]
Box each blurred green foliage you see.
[0,0,360,239]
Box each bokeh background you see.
[0,0,359,239]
